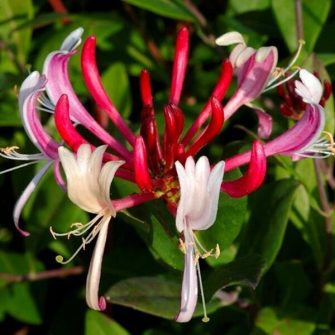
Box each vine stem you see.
[0,266,84,283]
[295,0,304,43]
[314,160,333,272]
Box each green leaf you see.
[274,261,312,304]
[290,185,324,265]
[0,95,22,126]
[302,0,331,52]
[140,201,183,271]
[23,170,88,255]
[271,0,297,52]
[204,254,265,301]
[101,63,132,118]
[254,306,316,335]
[198,192,247,266]
[238,179,299,273]
[0,0,33,66]
[229,0,270,14]
[85,310,130,335]
[317,53,335,66]
[0,252,45,324]
[106,275,222,320]
[7,282,43,325]
[271,0,331,52]
[122,0,196,21]
[106,275,180,319]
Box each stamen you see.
[264,67,301,92]
[178,238,186,254]
[215,244,220,259]
[267,39,305,87]
[53,214,107,265]
[196,262,210,323]
[0,160,42,174]
[0,146,45,161]
[50,214,103,239]
[294,131,335,158]
[37,94,55,113]
[0,146,19,154]
[192,233,220,259]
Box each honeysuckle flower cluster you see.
[1,26,331,323]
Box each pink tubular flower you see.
[0,71,62,236]
[4,27,269,317]
[225,70,330,171]
[216,32,278,122]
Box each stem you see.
[0,266,84,283]
[314,160,333,272]
[295,0,304,43]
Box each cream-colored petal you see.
[86,216,111,311]
[99,160,124,215]
[215,31,245,46]
[297,69,323,104]
[60,27,84,52]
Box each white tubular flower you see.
[175,156,225,323]
[295,69,323,105]
[52,144,124,311]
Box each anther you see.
[0,146,19,154]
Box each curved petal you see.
[175,157,224,232]
[54,95,125,164]
[134,137,153,192]
[295,69,323,104]
[246,103,273,139]
[221,141,266,197]
[86,217,111,311]
[186,97,225,156]
[182,60,233,145]
[175,230,198,323]
[224,47,278,119]
[99,160,124,213]
[225,104,324,171]
[169,27,189,105]
[53,160,66,191]
[13,161,53,236]
[43,39,132,162]
[19,72,59,159]
[81,36,136,146]
[215,31,245,46]
[266,104,325,156]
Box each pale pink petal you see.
[99,160,124,213]
[13,161,53,236]
[43,37,132,161]
[295,69,323,104]
[86,217,111,311]
[19,72,59,159]
[225,104,325,170]
[249,104,273,139]
[215,31,245,46]
[175,230,198,323]
[224,47,277,119]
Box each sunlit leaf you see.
[254,306,316,335]
[106,275,222,319]
[238,179,299,272]
[85,310,130,335]
[102,63,132,118]
[122,0,196,21]
[204,254,265,300]
[272,0,331,52]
